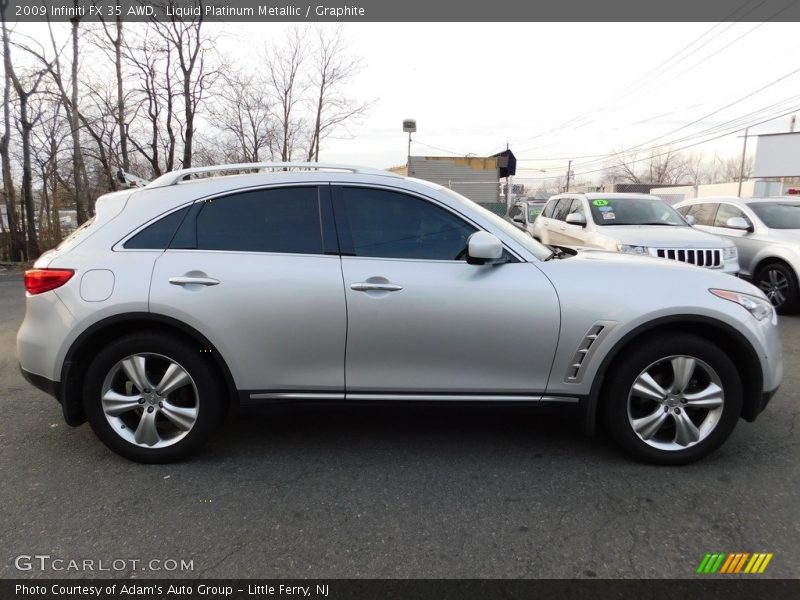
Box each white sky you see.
[13,21,800,185]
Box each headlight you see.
[616,244,650,255]
[710,289,774,321]
[723,246,738,260]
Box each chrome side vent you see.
[564,321,616,383]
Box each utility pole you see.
[565,159,572,192]
[737,128,749,198]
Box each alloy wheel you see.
[100,353,199,448]
[627,355,725,451]
[757,268,789,307]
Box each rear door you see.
[148,185,347,395]
[332,185,560,396]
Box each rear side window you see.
[686,203,719,226]
[124,207,189,249]
[193,187,323,254]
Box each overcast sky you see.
[221,22,799,185]
[13,21,800,185]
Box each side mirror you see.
[512,214,525,224]
[467,231,505,265]
[726,217,752,232]
[565,213,586,227]
[685,214,696,226]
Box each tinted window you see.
[125,207,189,249]
[339,187,476,260]
[195,187,322,254]
[675,206,690,216]
[748,202,800,229]
[551,198,572,221]
[714,204,750,228]
[686,203,718,226]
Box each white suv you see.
[533,193,739,273]
[17,163,781,464]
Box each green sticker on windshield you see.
[592,199,609,206]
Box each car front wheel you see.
[756,262,799,314]
[83,333,225,463]
[604,334,742,465]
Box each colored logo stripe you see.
[698,552,773,574]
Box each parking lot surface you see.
[1,272,798,579]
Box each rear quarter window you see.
[123,207,191,249]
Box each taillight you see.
[24,269,75,295]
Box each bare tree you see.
[306,28,371,161]
[152,1,217,168]
[605,146,690,185]
[209,70,275,162]
[718,155,753,183]
[6,59,48,258]
[95,1,130,171]
[123,26,177,176]
[266,28,308,161]
[0,1,24,261]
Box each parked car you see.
[674,196,800,313]
[532,193,740,273]
[17,163,781,464]
[505,198,547,236]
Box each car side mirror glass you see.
[467,231,505,265]
[565,213,586,227]
[726,217,752,231]
[685,214,696,226]
[512,214,525,224]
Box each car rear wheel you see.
[83,333,225,463]
[604,335,742,465]
[755,262,799,314]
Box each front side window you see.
[193,187,323,254]
[551,198,573,221]
[338,187,477,260]
[542,199,558,218]
[714,204,751,228]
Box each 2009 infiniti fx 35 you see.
[17,163,783,464]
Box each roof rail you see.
[144,162,399,189]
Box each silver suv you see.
[17,163,782,464]
[533,193,739,273]
[674,197,800,314]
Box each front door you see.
[332,185,560,397]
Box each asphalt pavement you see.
[1,271,798,579]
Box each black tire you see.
[755,262,800,314]
[83,333,225,463]
[603,334,742,465]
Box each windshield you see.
[749,202,800,229]
[439,188,553,260]
[588,197,687,226]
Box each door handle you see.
[169,276,220,286]
[350,282,403,292]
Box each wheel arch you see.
[584,315,764,434]
[60,313,237,426]
[752,255,797,281]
